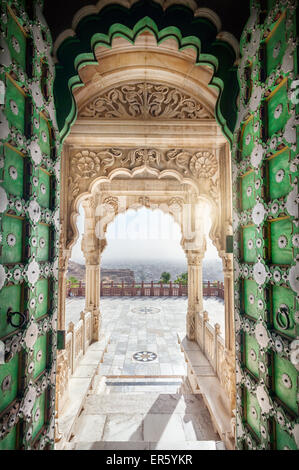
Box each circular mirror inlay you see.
[281,373,292,389]
[274,103,283,119]
[9,166,17,180]
[10,100,18,115]
[7,233,16,247]
[275,169,285,183]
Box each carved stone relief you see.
[79,82,213,120]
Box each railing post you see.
[68,321,75,375]
[80,311,86,355]
[150,281,154,296]
[141,280,144,296]
[202,311,209,356]
[214,323,221,373]
[169,281,172,296]
[160,282,163,296]
[100,280,103,296]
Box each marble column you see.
[185,248,205,340]
[82,235,101,342]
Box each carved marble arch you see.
[78,81,214,121]
[65,165,223,261]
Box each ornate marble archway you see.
[57,29,235,419]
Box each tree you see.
[160,272,171,283]
[174,272,188,286]
[68,276,79,287]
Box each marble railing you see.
[56,310,92,414]
[195,311,226,384]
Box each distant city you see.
[67,258,224,283]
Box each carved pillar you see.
[81,197,102,342]
[185,248,205,340]
[220,252,236,411]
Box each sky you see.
[70,204,220,264]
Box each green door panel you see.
[0,215,24,264]
[0,353,19,414]
[5,76,26,134]
[246,390,261,439]
[0,1,60,450]
[241,117,255,158]
[33,279,49,319]
[234,1,298,450]
[269,217,293,265]
[243,280,260,320]
[0,284,23,337]
[37,168,51,209]
[244,333,259,378]
[242,226,258,263]
[33,334,47,379]
[7,9,27,71]
[265,12,286,77]
[0,426,17,450]
[275,422,297,450]
[272,285,297,339]
[241,170,257,211]
[36,223,50,262]
[39,115,51,157]
[267,148,292,200]
[2,145,25,198]
[32,391,46,441]
[266,80,288,138]
[273,355,298,415]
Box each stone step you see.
[70,440,223,450]
[70,392,220,444]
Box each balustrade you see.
[66,280,223,298]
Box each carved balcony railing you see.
[66,280,224,298]
[56,310,93,414]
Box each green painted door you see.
[233,0,298,450]
[0,1,60,450]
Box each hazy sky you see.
[70,205,220,264]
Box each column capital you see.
[220,252,233,277]
[185,249,205,265]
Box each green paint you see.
[1,145,24,198]
[246,390,261,439]
[0,284,22,338]
[275,421,297,450]
[266,13,286,77]
[37,168,51,209]
[34,279,49,319]
[33,334,47,379]
[36,223,50,262]
[272,285,297,338]
[0,215,24,264]
[32,390,46,440]
[5,76,26,134]
[267,149,292,200]
[242,226,257,263]
[7,12,27,71]
[241,171,256,210]
[0,353,19,414]
[266,81,288,138]
[273,354,298,414]
[244,333,259,378]
[269,217,293,265]
[243,280,260,320]
[0,426,17,450]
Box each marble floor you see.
[65,297,225,449]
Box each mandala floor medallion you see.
[132,351,158,362]
[131,306,161,314]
